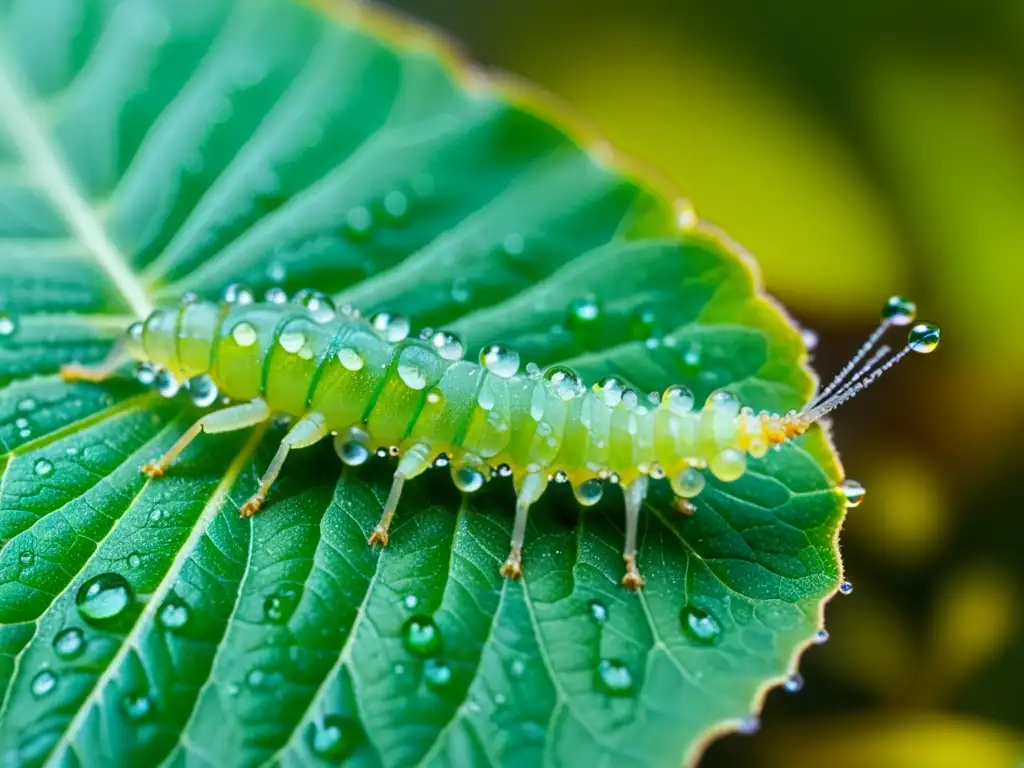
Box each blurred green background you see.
[379,1,1024,765]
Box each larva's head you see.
[788,296,940,435]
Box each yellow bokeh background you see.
[385,1,1024,765]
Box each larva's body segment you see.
[64,289,939,589]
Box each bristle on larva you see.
[59,287,939,591]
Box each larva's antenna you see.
[801,298,940,424]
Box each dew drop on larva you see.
[452,464,486,493]
[231,321,258,348]
[397,349,428,390]
[430,331,464,361]
[573,478,604,507]
[336,347,364,371]
[369,312,410,343]
[155,369,180,398]
[222,283,255,305]
[709,448,746,482]
[595,376,624,408]
[265,286,289,304]
[670,467,705,498]
[294,289,337,323]
[663,384,694,415]
[544,366,584,401]
[479,344,520,379]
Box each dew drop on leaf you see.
[122,693,154,720]
[31,669,57,698]
[382,190,409,223]
[813,629,830,645]
[0,311,17,339]
[784,673,804,693]
[681,605,723,645]
[508,657,527,679]
[402,595,419,610]
[53,627,86,660]
[402,615,442,657]
[587,600,609,625]
[158,597,191,630]
[76,572,134,625]
[307,715,358,763]
[423,658,453,690]
[34,459,54,477]
[839,479,866,508]
[127,552,141,569]
[596,659,633,695]
[18,550,34,566]
[263,587,300,624]
[568,295,601,332]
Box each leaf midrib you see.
[0,63,154,319]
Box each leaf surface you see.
[0,1,844,766]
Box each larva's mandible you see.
[61,287,940,589]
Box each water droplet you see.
[155,369,181,398]
[595,376,625,407]
[573,478,604,507]
[18,550,34,566]
[628,307,661,340]
[839,479,866,508]
[158,597,190,630]
[784,673,804,693]
[246,668,268,689]
[31,669,57,698]
[552,470,568,483]
[801,329,819,351]
[452,464,486,493]
[670,467,706,499]
[76,572,134,625]
[34,459,54,477]
[127,552,142,569]
[813,629,829,644]
[524,362,541,379]
[402,595,419,610]
[509,657,526,679]
[620,389,639,410]
[430,331,464,361]
[122,693,153,720]
[839,581,854,595]
[369,312,410,343]
[294,289,337,323]
[17,398,35,413]
[709,448,746,483]
[222,283,255,305]
[495,463,512,477]
[681,342,702,367]
[0,311,18,339]
[135,362,157,386]
[263,587,300,624]
[568,296,601,331]
[266,286,289,304]
[231,321,258,347]
[479,344,520,378]
[502,232,525,255]
[423,658,453,689]
[266,261,287,282]
[450,278,471,304]
[587,600,608,624]
[881,295,916,326]
[186,374,219,408]
[544,366,584,401]
[149,508,165,523]
[737,716,761,735]
[382,190,409,222]
[663,384,694,414]
[395,351,428,392]
[402,615,442,657]
[307,715,357,763]
[53,627,86,660]
[336,428,371,466]
[279,330,311,358]
[908,323,940,354]
[596,659,633,695]
[15,417,28,430]
[681,605,723,645]
[343,206,374,240]
[336,347,364,371]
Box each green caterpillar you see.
[61,287,940,589]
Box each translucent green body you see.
[135,298,770,493]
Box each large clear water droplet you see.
[76,572,134,625]
[53,628,86,660]
[265,286,289,304]
[430,331,464,361]
[596,659,633,695]
[573,478,604,507]
[595,376,624,408]
[336,428,371,467]
[544,366,584,401]
[397,349,428,390]
[663,384,694,415]
[908,322,940,353]
[369,312,410,342]
[156,369,181,398]
[670,467,706,499]
[681,605,723,645]
[402,615,442,657]
[186,374,219,408]
[294,289,337,323]
[452,464,485,493]
[479,344,520,378]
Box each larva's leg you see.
[621,476,649,591]
[142,399,271,479]
[501,473,548,580]
[61,339,129,383]
[240,412,328,518]
[368,444,431,547]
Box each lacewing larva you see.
[60,288,940,589]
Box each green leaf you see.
[0,1,845,766]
